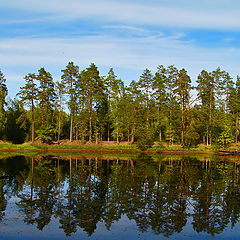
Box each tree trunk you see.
[108,88,111,142]
[158,105,162,141]
[58,94,62,143]
[181,94,184,145]
[41,82,44,128]
[170,87,173,145]
[146,83,149,129]
[70,79,73,142]
[41,102,44,128]
[31,99,35,143]
[70,114,73,142]
[131,124,136,144]
[89,85,93,142]
[209,86,213,145]
[170,87,172,127]
[159,125,162,141]
[236,111,239,144]
[108,119,110,142]
[119,91,124,141]
[58,110,61,143]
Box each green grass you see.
[48,144,98,149]
[151,143,218,153]
[0,142,47,151]
[102,144,138,150]
[0,141,231,154]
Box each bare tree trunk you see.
[131,115,136,144]
[70,80,73,142]
[89,85,93,142]
[41,83,44,128]
[158,106,162,141]
[70,114,73,142]
[31,99,35,143]
[209,86,213,145]
[108,119,110,142]
[159,125,162,141]
[131,125,135,144]
[181,94,184,145]
[236,111,239,144]
[58,94,62,143]
[170,87,173,145]
[119,91,124,141]
[108,88,111,142]
[146,83,149,129]
[170,87,172,125]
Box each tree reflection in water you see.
[0,154,240,238]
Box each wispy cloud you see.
[103,25,146,33]
[1,34,239,78]
[1,0,240,30]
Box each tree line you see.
[0,62,239,146]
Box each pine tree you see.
[126,80,142,144]
[152,65,167,141]
[138,69,153,129]
[109,78,124,143]
[229,75,240,143]
[17,73,38,142]
[197,68,225,145]
[55,81,65,143]
[61,62,79,142]
[83,63,105,142]
[0,70,7,139]
[165,65,178,144]
[174,68,191,145]
[105,68,118,141]
[37,67,56,128]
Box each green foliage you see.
[165,127,175,144]
[185,128,200,147]
[0,70,8,138]
[36,126,57,144]
[218,124,234,148]
[37,67,56,127]
[5,63,240,149]
[135,126,154,151]
[184,117,201,147]
[5,99,30,143]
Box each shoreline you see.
[0,141,238,155]
[0,147,220,155]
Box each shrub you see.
[36,126,57,144]
[135,126,154,151]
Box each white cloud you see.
[1,0,240,30]
[103,25,146,33]
[1,34,240,84]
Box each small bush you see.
[135,127,154,151]
[36,126,57,144]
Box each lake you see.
[0,154,240,239]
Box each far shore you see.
[0,140,238,156]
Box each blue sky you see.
[1,0,240,98]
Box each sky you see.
[1,0,240,98]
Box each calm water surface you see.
[0,154,240,239]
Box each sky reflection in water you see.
[0,154,240,239]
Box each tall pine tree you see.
[17,73,38,142]
[61,62,79,142]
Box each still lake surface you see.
[0,154,240,239]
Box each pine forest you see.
[0,62,239,149]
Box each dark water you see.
[0,154,240,239]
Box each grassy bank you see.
[0,141,222,154]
